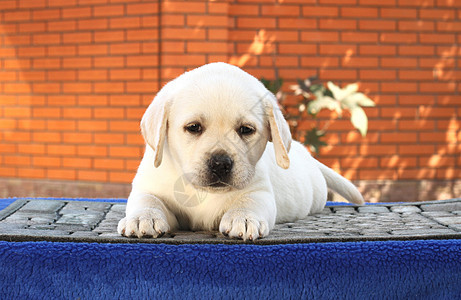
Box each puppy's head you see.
[141,62,291,192]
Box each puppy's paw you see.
[117,208,170,238]
[219,209,270,241]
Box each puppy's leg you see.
[219,191,276,241]
[118,192,178,238]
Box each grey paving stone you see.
[390,206,422,213]
[391,229,456,236]
[358,206,390,213]
[1,198,461,244]
[432,216,461,226]
[421,202,461,212]
[19,200,65,213]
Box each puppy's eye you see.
[239,125,255,136]
[185,123,202,134]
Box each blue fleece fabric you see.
[0,240,460,299]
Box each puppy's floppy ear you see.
[141,89,171,168]
[263,93,292,169]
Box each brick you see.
[187,15,229,27]
[109,146,142,158]
[78,95,108,106]
[341,32,378,43]
[399,70,433,81]
[399,45,434,56]
[420,9,455,20]
[3,155,31,166]
[381,8,417,19]
[33,9,60,20]
[48,45,77,57]
[342,57,378,68]
[359,20,396,31]
[420,33,455,44]
[3,131,31,142]
[381,82,418,93]
[360,169,397,180]
[48,70,77,81]
[420,82,457,93]
[62,7,91,19]
[62,32,92,44]
[47,144,76,156]
[399,20,435,31]
[94,5,124,17]
[360,0,396,5]
[63,57,92,68]
[48,169,76,180]
[399,145,435,155]
[110,17,141,29]
[302,31,339,43]
[78,120,108,132]
[162,28,207,40]
[127,29,158,41]
[33,132,61,143]
[127,3,158,15]
[19,22,46,33]
[279,43,317,55]
[17,119,46,131]
[78,19,109,30]
[63,82,92,93]
[78,45,109,55]
[63,157,91,169]
[319,19,357,30]
[381,132,418,143]
[94,56,124,68]
[162,1,205,13]
[341,7,378,18]
[48,20,76,32]
[398,120,435,131]
[278,18,317,30]
[360,69,396,80]
[381,57,418,68]
[94,158,125,170]
[381,156,417,168]
[302,6,339,17]
[62,132,92,144]
[33,107,61,118]
[77,145,108,157]
[399,0,435,7]
[4,11,31,22]
[79,70,108,81]
[62,108,92,119]
[94,31,125,43]
[94,82,125,94]
[126,81,158,93]
[47,120,76,132]
[110,43,142,54]
[229,4,259,16]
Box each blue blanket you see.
[0,240,460,299]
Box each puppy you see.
[118,62,364,241]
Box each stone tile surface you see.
[0,198,460,244]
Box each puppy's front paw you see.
[219,209,270,241]
[117,208,170,238]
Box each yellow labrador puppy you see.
[118,62,364,241]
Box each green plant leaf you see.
[304,127,327,154]
[307,96,341,116]
[260,77,283,94]
[350,106,368,137]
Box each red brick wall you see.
[0,0,460,190]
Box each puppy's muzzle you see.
[207,153,233,186]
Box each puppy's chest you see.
[170,195,230,231]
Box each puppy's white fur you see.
[118,62,364,241]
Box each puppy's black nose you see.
[208,153,233,179]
